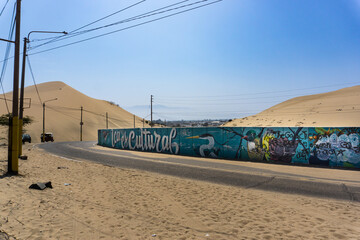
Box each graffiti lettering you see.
[99,127,360,169]
[340,142,352,149]
[110,128,179,154]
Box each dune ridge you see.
[223,85,360,127]
[0,81,150,142]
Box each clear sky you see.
[1,0,360,120]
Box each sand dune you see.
[1,82,359,143]
[223,85,360,127]
[0,81,150,142]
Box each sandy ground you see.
[1,144,360,240]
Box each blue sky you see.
[1,0,360,120]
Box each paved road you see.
[38,141,360,202]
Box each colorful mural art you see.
[98,127,360,169]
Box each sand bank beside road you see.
[1,144,360,239]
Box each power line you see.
[46,105,80,120]
[28,0,146,50]
[0,1,15,86]
[0,2,16,114]
[26,55,42,104]
[0,0,10,17]
[27,0,222,56]
[29,0,209,50]
[154,93,360,108]
[83,109,129,123]
[155,81,360,100]
[29,102,141,124]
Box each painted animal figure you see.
[242,129,265,161]
[187,133,218,158]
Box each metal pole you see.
[143,118,144,128]
[42,103,45,142]
[150,95,153,127]
[8,0,21,174]
[106,112,108,129]
[80,106,83,141]
[18,37,27,157]
[41,98,57,143]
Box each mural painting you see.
[98,127,360,169]
[308,128,360,168]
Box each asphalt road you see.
[37,141,360,202]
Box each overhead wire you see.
[46,105,80,120]
[0,0,10,17]
[152,82,360,119]
[155,81,360,100]
[0,1,16,114]
[28,0,147,50]
[154,95,360,109]
[43,105,133,125]
[26,55,42,104]
[28,0,207,49]
[27,0,222,56]
[83,109,129,123]
[43,105,130,126]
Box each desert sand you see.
[0,144,360,240]
[223,85,360,127]
[0,81,150,143]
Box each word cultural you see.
[112,128,179,154]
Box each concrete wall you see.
[98,127,360,169]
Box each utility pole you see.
[106,112,108,129]
[8,0,21,174]
[133,115,135,128]
[80,106,83,141]
[150,95,153,127]
[19,31,66,156]
[18,37,27,157]
[42,98,57,142]
[143,118,144,128]
[42,103,45,142]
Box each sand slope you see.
[223,85,360,127]
[0,81,150,142]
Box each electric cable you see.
[26,55,42,104]
[28,0,211,49]
[0,0,10,17]
[46,105,80,120]
[0,2,16,114]
[155,82,360,100]
[83,109,129,123]
[27,0,222,56]
[29,0,146,50]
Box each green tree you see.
[0,113,33,126]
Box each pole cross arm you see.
[0,38,15,44]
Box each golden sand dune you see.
[223,85,360,127]
[0,81,149,142]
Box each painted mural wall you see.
[98,127,360,169]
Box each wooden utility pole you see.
[8,0,21,174]
[150,95,153,127]
[106,112,108,129]
[80,106,83,141]
[42,103,45,142]
[18,37,28,157]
